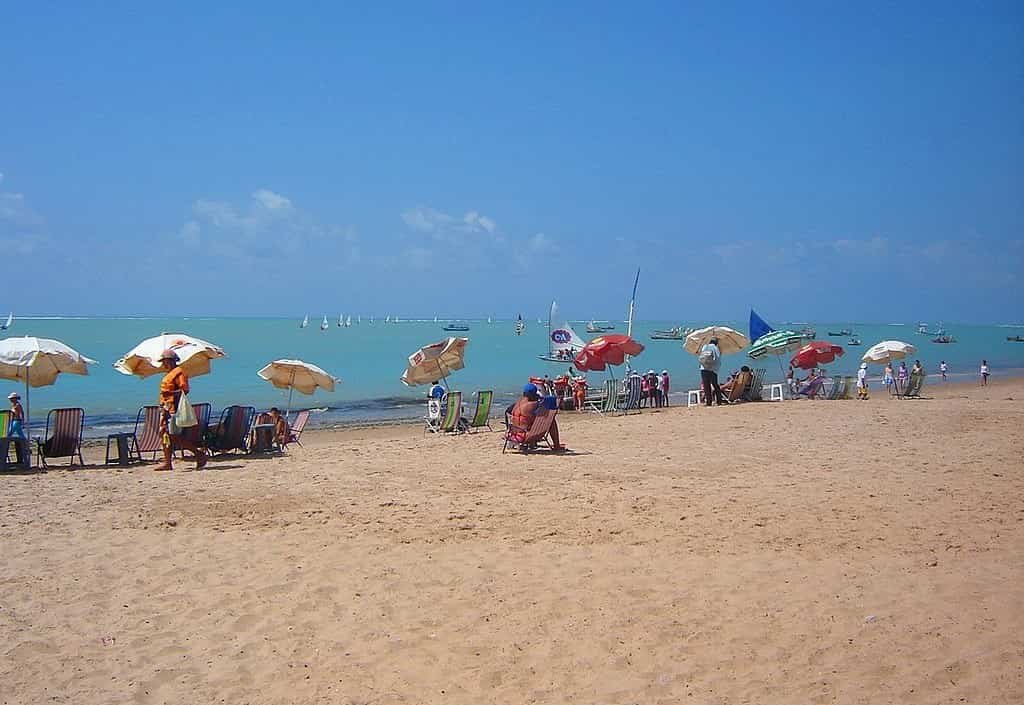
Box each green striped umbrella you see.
[748,329,805,376]
[748,330,804,359]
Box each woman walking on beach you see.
[980,360,990,386]
[897,361,909,395]
[155,349,207,472]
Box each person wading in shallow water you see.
[154,349,207,472]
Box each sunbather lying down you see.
[507,383,567,452]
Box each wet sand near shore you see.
[2,378,1022,704]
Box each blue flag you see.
[749,309,774,343]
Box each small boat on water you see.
[443,323,470,332]
[799,327,816,339]
[932,335,956,343]
[320,316,329,331]
[586,320,616,333]
[1,312,12,330]
[650,326,689,341]
[345,315,352,327]
[828,328,852,336]
[514,314,525,336]
[337,314,344,327]
[300,314,309,329]
[847,337,862,346]
[1008,336,1024,342]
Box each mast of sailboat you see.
[625,268,639,369]
[547,301,555,357]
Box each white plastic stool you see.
[687,389,705,407]
[768,383,784,401]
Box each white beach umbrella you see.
[861,340,917,365]
[257,359,340,415]
[0,336,97,439]
[683,326,750,356]
[114,332,226,378]
[401,337,468,387]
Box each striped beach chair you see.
[208,405,255,454]
[284,410,310,448]
[468,390,494,432]
[36,407,85,468]
[134,405,164,460]
[438,392,464,433]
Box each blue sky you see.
[1,1,1021,322]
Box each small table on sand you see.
[250,424,276,453]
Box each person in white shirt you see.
[856,363,869,400]
[980,360,990,386]
[939,360,948,381]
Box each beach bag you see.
[175,393,198,429]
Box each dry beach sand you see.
[2,378,1023,704]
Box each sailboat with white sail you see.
[337,314,344,327]
[345,315,352,327]
[320,316,329,331]
[538,301,586,363]
[1,312,12,330]
[300,314,309,329]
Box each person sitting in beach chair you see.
[268,407,290,447]
[721,366,753,403]
[503,383,565,452]
[794,371,826,399]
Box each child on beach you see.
[980,360,990,385]
[940,360,948,381]
[7,392,25,438]
[883,363,895,394]
[857,363,869,400]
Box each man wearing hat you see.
[857,362,869,400]
[155,349,207,471]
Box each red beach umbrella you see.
[790,341,845,370]
[573,334,645,373]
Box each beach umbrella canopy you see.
[258,359,339,416]
[748,329,805,360]
[258,359,339,395]
[684,326,750,356]
[790,341,845,370]
[861,340,916,365]
[573,334,645,373]
[114,333,226,378]
[0,336,97,441]
[401,337,468,386]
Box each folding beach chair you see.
[826,376,845,400]
[581,381,607,412]
[284,410,309,448]
[179,402,211,449]
[437,392,465,433]
[743,368,766,402]
[134,405,164,459]
[617,375,642,414]
[424,398,443,433]
[723,370,754,404]
[36,407,85,468]
[502,408,559,453]
[592,378,618,414]
[840,376,857,400]
[0,409,25,468]
[794,376,826,399]
[468,390,494,432]
[208,405,255,454]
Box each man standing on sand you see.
[155,349,207,472]
[980,360,990,385]
[699,337,725,406]
[940,360,948,381]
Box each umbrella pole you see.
[286,368,296,418]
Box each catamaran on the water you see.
[586,320,615,333]
[300,314,309,329]
[539,301,586,363]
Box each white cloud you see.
[177,188,358,267]
[528,232,554,252]
[402,205,498,238]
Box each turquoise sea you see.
[8,317,1024,438]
